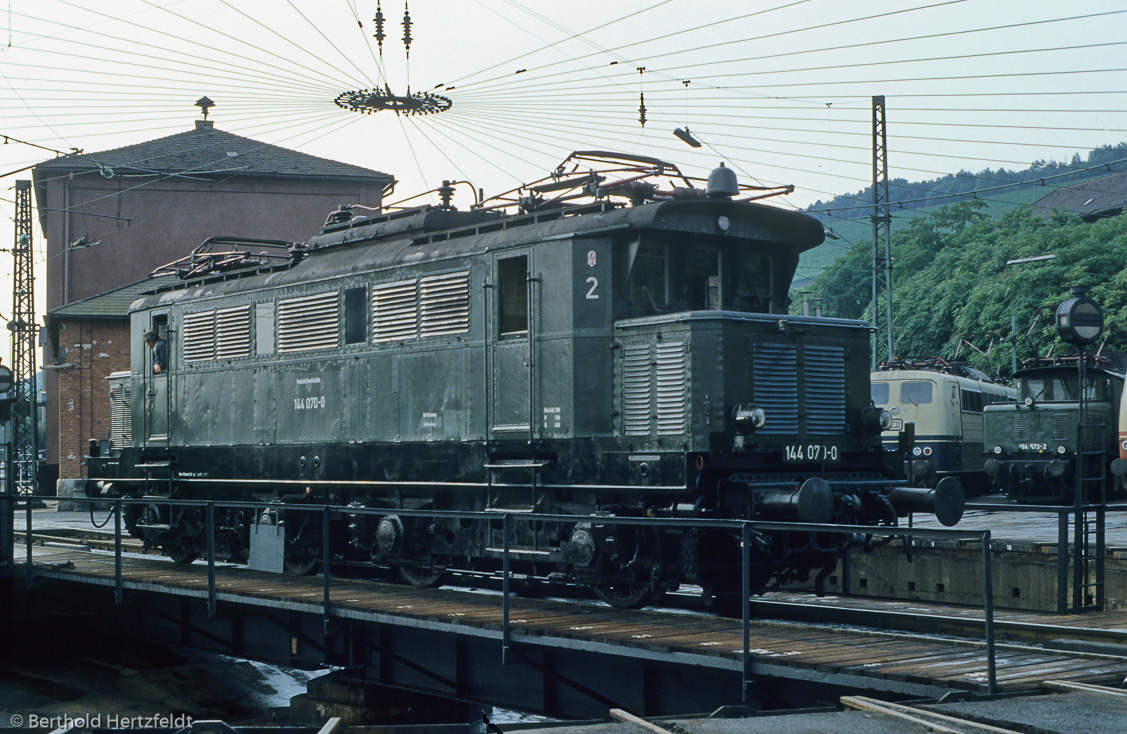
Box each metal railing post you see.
[741,522,752,703]
[502,513,511,664]
[981,529,996,694]
[323,505,331,634]
[114,499,123,604]
[24,487,32,589]
[3,443,13,574]
[1057,507,1069,613]
[206,502,216,617]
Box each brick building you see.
[44,278,172,478]
[34,117,394,482]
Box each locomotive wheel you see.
[284,556,320,576]
[163,539,198,564]
[591,583,662,609]
[397,565,444,588]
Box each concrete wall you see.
[822,540,1126,612]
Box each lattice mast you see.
[11,180,38,494]
[870,96,894,368]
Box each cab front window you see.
[900,381,933,405]
[871,383,889,405]
[620,238,775,315]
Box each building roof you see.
[1030,171,1127,221]
[46,275,176,320]
[34,120,394,183]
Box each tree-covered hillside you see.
[805,144,1127,220]
[802,202,1127,378]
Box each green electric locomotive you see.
[984,355,1126,503]
[87,152,962,608]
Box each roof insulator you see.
[402,1,413,57]
[373,2,386,53]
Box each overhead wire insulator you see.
[373,2,386,53]
[402,1,413,57]
[636,66,647,127]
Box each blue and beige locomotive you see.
[86,152,962,608]
[872,358,1015,495]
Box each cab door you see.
[490,252,533,438]
[144,315,170,443]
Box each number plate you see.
[784,444,840,462]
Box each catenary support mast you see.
[871,96,894,367]
[11,180,38,495]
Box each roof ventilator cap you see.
[706,162,739,199]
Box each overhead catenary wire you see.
[2,1,1125,235]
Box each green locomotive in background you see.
[984,354,1126,503]
[87,153,962,608]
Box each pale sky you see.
[2,0,1126,359]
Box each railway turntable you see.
[8,542,1127,719]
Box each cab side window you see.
[498,256,529,336]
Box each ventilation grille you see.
[655,342,687,435]
[420,271,470,337]
[372,279,418,342]
[1052,412,1073,442]
[619,342,688,437]
[804,345,846,435]
[278,290,339,353]
[1012,413,1032,442]
[753,343,798,434]
[182,310,216,362]
[109,381,132,449]
[622,345,652,436]
[215,305,251,359]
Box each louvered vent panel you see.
[622,344,653,436]
[109,381,132,449]
[215,305,251,359]
[1012,413,1032,442]
[420,270,470,337]
[1052,412,1073,441]
[277,291,340,353]
[182,310,216,362]
[372,279,418,343]
[753,343,798,434]
[655,341,687,435]
[804,345,846,435]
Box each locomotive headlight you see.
[993,445,1004,455]
[1056,445,1067,455]
[861,406,893,432]
[732,403,766,431]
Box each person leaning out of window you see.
[143,330,167,374]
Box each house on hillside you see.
[33,112,395,485]
[1030,171,1127,221]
